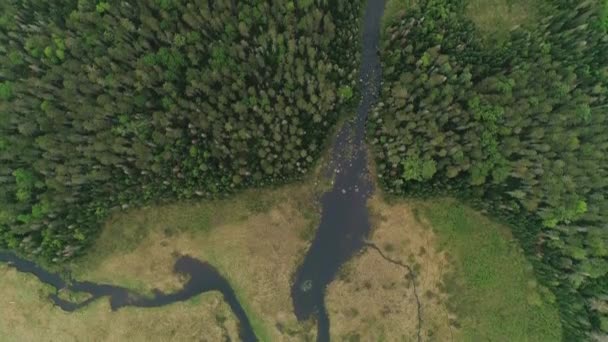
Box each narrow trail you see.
[364,242,423,342]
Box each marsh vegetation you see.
[0,264,240,342]
[1,0,606,340]
[327,196,562,341]
[67,181,324,341]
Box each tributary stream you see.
[0,0,385,341]
[0,251,257,341]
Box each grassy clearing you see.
[466,0,539,37]
[66,180,323,341]
[0,264,239,342]
[326,196,453,341]
[383,0,416,28]
[417,198,563,341]
[1,123,334,341]
[56,288,93,303]
[384,0,539,38]
[327,196,562,341]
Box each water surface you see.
[0,251,257,341]
[1,2,386,341]
[291,0,386,340]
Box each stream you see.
[0,251,257,341]
[0,1,385,341]
[291,0,386,340]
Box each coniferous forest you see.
[1,0,608,340]
[0,0,361,260]
[370,0,608,338]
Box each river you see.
[0,251,257,341]
[291,0,386,340]
[0,0,385,341]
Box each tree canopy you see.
[371,0,608,339]
[0,0,362,261]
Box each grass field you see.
[1,192,563,341]
[384,0,539,39]
[326,196,453,341]
[327,196,562,341]
[0,1,560,341]
[417,198,563,341]
[64,180,324,342]
[0,264,240,342]
[466,0,540,37]
[383,0,416,28]
[0,116,340,342]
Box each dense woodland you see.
[0,0,362,261]
[2,0,607,339]
[371,0,608,339]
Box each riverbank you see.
[0,0,566,340]
[0,263,240,341]
[2,191,564,341]
[326,196,452,341]
[62,179,325,341]
[326,195,562,341]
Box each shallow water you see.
[0,251,257,341]
[290,0,386,340]
[1,1,385,341]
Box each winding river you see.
[291,0,386,340]
[1,1,385,341]
[0,251,257,341]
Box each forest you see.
[0,0,361,260]
[1,0,607,340]
[370,0,608,339]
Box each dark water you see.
[0,251,257,341]
[291,0,386,340]
[1,1,385,341]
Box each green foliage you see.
[542,200,588,228]
[420,200,562,341]
[0,81,13,100]
[96,2,110,14]
[0,0,363,262]
[338,85,354,101]
[155,0,173,10]
[31,201,50,220]
[602,0,608,31]
[13,169,35,203]
[401,156,436,181]
[372,0,608,339]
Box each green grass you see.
[383,0,540,40]
[418,199,563,341]
[466,0,540,38]
[0,265,240,341]
[233,286,272,342]
[61,180,321,341]
[56,288,93,303]
[202,251,273,342]
[383,0,416,28]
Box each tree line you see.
[0,0,362,261]
[370,0,608,339]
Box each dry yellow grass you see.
[0,264,239,342]
[326,195,455,341]
[68,182,322,341]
